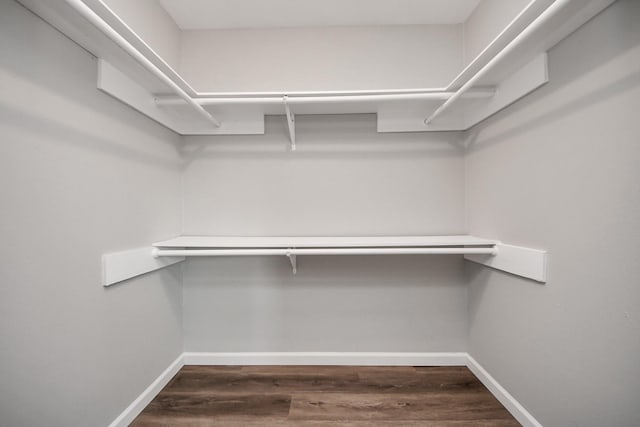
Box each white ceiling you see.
[158,0,483,30]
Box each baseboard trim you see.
[182,351,468,366]
[466,355,543,427]
[110,352,543,427]
[108,353,184,427]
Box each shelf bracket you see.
[286,250,297,275]
[283,95,296,151]
[103,246,184,287]
[465,243,547,283]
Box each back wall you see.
[180,114,469,352]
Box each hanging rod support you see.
[64,0,221,128]
[286,251,297,275]
[283,96,296,151]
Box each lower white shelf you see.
[151,235,500,276]
[151,234,498,249]
[152,247,497,257]
[102,235,547,285]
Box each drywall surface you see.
[184,255,468,352]
[0,2,183,426]
[182,115,465,236]
[101,0,182,70]
[465,1,640,426]
[181,115,469,352]
[463,0,529,65]
[179,25,463,92]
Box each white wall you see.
[181,115,469,352]
[465,1,640,426]
[463,0,530,65]
[182,116,465,235]
[5,0,639,425]
[102,0,182,70]
[179,25,463,92]
[0,2,183,426]
[184,255,467,352]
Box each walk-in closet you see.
[1,0,639,425]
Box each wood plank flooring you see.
[132,366,520,426]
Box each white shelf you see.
[152,235,500,275]
[152,235,498,249]
[149,235,547,282]
[103,236,546,283]
[19,0,614,137]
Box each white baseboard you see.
[109,352,542,427]
[108,353,184,427]
[183,351,468,366]
[466,355,543,427]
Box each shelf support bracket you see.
[283,95,296,151]
[103,247,184,287]
[286,250,297,275]
[465,243,547,283]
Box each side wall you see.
[181,115,469,353]
[101,0,182,70]
[463,0,530,65]
[465,1,640,426]
[0,2,183,426]
[179,25,463,92]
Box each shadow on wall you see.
[157,264,184,327]
[101,263,184,334]
[187,253,465,286]
[110,266,184,348]
[0,101,182,171]
[0,3,177,138]
[464,262,490,325]
[0,1,183,168]
[179,114,466,165]
[463,68,640,153]
[463,0,640,152]
[464,260,545,325]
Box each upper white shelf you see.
[153,235,498,249]
[19,0,615,138]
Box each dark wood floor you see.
[132,365,520,426]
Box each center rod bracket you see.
[285,249,297,275]
[283,95,296,151]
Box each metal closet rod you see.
[153,247,498,257]
[154,89,496,106]
[64,0,221,128]
[425,0,571,124]
[65,0,565,128]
